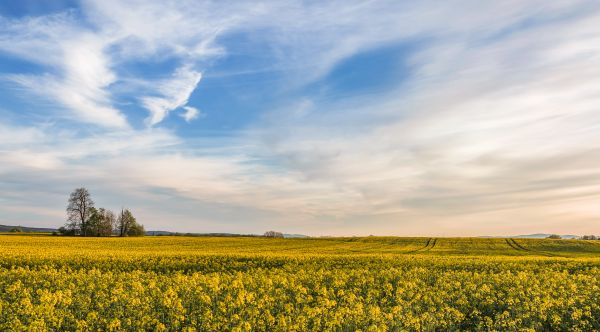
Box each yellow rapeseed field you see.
[1,235,599,331]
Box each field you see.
[1,235,599,331]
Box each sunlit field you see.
[1,235,599,331]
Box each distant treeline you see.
[0,225,57,233]
[547,234,599,240]
[581,235,599,240]
[147,232,261,237]
[147,231,286,238]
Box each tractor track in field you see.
[505,238,561,257]
[405,238,437,254]
[424,238,437,251]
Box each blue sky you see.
[1,1,600,236]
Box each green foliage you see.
[1,235,599,330]
[58,226,76,236]
[127,222,145,237]
[547,234,562,239]
[86,207,115,237]
[118,209,144,237]
[9,226,23,233]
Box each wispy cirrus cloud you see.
[141,66,202,126]
[0,13,127,128]
[0,1,237,128]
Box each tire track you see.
[506,238,560,257]
[405,238,436,254]
[422,238,437,252]
[505,238,523,252]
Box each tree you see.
[264,231,284,238]
[10,226,23,233]
[547,234,562,239]
[58,226,76,236]
[127,222,145,236]
[66,187,95,236]
[117,209,144,237]
[582,235,598,240]
[101,209,117,236]
[87,208,116,237]
[117,209,133,236]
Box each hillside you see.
[0,224,57,233]
[1,224,308,238]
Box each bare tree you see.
[66,187,95,236]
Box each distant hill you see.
[283,233,310,238]
[0,224,311,238]
[0,225,579,239]
[513,233,580,239]
[145,231,260,237]
[0,224,58,233]
[146,231,309,239]
[146,231,310,238]
[480,233,581,239]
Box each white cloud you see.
[243,3,600,234]
[0,14,128,128]
[0,1,226,127]
[180,106,202,122]
[141,66,202,126]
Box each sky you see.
[1,1,600,236]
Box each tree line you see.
[263,231,284,238]
[59,188,145,237]
[581,235,599,240]
[546,234,599,240]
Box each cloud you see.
[240,1,600,234]
[0,14,128,128]
[1,1,588,129]
[180,106,202,122]
[0,1,227,127]
[141,66,202,126]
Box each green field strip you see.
[505,238,526,254]
[516,239,600,257]
[422,238,437,252]
[403,238,433,254]
[508,238,562,257]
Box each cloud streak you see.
[180,106,202,123]
[141,66,202,126]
